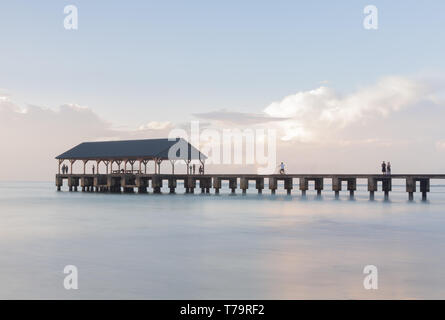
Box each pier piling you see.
[299,178,308,196]
[269,177,277,195]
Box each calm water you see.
[1,180,445,299]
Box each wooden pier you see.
[55,173,445,201]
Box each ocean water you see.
[1,180,445,299]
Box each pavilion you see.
[55,137,207,175]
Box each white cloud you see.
[264,76,432,141]
[193,109,286,125]
[2,74,445,180]
[138,121,172,131]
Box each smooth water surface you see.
[1,181,445,299]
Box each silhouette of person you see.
[381,161,386,175]
[279,162,285,174]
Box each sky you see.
[1,1,445,180]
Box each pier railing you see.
[55,173,445,201]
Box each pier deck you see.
[55,173,445,201]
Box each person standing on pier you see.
[279,162,285,174]
[381,161,386,175]
[192,164,196,174]
[387,162,391,176]
[92,165,95,175]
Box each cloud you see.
[138,121,172,131]
[0,99,116,180]
[0,98,180,180]
[193,109,287,125]
[2,73,445,180]
[263,76,433,141]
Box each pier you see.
[55,173,445,201]
[55,138,445,201]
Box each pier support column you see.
[347,179,356,199]
[121,175,135,193]
[256,178,264,194]
[368,178,377,201]
[68,176,79,192]
[213,178,221,195]
[136,176,148,193]
[269,177,277,195]
[168,178,176,194]
[152,176,162,194]
[382,178,392,201]
[332,177,341,199]
[56,176,63,191]
[240,178,248,195]
[299,178,308,196]
[185,176,195,194]
[315,178,323,197]
[284,178,293,195]
[200,178,211,194]
[406,177,416,201]
[420,179,430,201]
[81,177,90,192]
[138,187,147,193]
[106,176,115,193]
[229,178,237,194]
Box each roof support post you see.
[129,160,136,173]
[184,159,191,175]
[116,160,122,172]
[124,160,128,173]
[103,160,109,174]
[200,159,205,174]
[170,160,176,175]
[96,160,101,174]
[82,160,88,174]
[142,160,148,174]
[69,159,76,174]
[138,159,142,174]
[157,159,162,174]
[58,159,63,174]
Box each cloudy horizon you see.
[1,73,445,181]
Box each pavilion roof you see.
[55,138,206,161]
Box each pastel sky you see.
[1,1,445,180]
